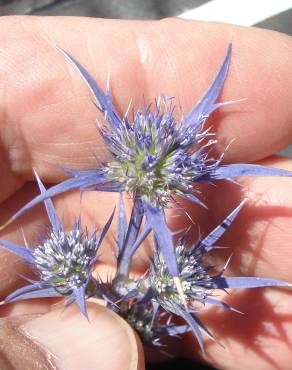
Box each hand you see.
[0,16,292,370]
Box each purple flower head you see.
[0,173,113,316]
[102,95,218,208]
[147,202,292,352]
[33,221,99,295]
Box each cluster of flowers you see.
[0,44,291,352]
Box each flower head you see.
[102,95,217,208]
[145,201,292,351]
[0,173,113,316]
[33,221,100,295]
[150,242,213,311]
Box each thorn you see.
[222,253,233,272]
[0,217,14,232]
[173,276,188,311]
[124,98,132,118]
[216,339,225,349]
[106,72,110,93]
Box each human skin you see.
[0,15,292,370]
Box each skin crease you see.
[0,15,292,370]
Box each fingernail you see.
[21,301,145,370]
[0,314,55,370]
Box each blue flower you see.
[0,172,113,316]
[145,201,292,352]
[2,44,292,284]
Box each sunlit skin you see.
[0,15,292,370]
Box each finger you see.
[1,17,292,201]
[179,157,292,369]
[206,155,292,281]
[0,301,145,370]
[183,288,292,370]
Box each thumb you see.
[0,301,145,370]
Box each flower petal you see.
[145,203,179,277]
[5,285,60,303]
[73,286,87,317]
[124,197,144,249]
[94,184,123,192]
[174,304,205,353]
[34,170,63,232]
[65,293,75,308]
[199,200,245,253]
[0,240,34,263]
[183,44,231,130]
[117,223,151,277]
[97,208,115,247]
[117,197,144,276]
[208,163,292,180]
[165,324,191,336]
[180,192,208,209]
[52,44,122,130]
[117,193,127,253]
[0,169,107,231]
[204,297,243,314]
[211,276,292,289]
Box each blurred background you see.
[1,1,292,369]
[0,0,292,34]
